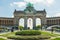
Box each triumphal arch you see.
[14,3,46,29]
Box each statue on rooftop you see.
[27,3,33,7]
[24,3,36,13]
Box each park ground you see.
[0,30,60,40]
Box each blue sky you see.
[0,0,60,28]
[0,0,60,17]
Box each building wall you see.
[46,17,60,26]
[0,17,60,27]
[0,17,14,27]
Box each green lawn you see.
[52,38,60,40]
[0,38,6,40]
[0,30,60,40]
[41,31,60,37]
[0,32,16,37]
[0,30,60,37]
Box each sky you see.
[0,0,60,17]
[0,0,60,29]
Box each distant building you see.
[0,17,14,27]
[46,17,60,26]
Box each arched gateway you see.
[14,3,46,29]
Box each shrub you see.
[15,30,41,35]
[36,25,41,30]
[19,26,24,30]
[8,36,50,40]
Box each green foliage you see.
[36,25,41,30]
[15,30,41,35]
[0,38,6,40]
[8,35,50,40]
[19,26,24,30]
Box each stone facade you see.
[14,11,46,29]
[0,17,14,28]
[0,17,60,28]
[46,17,60,26]
[13,3,46,29]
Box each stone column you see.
[14,17,19,27]
[41,18,43,29]
[24,17,27,30]
[41,17,46,30]
[33,17,36,30]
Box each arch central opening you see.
[27,18,33,29]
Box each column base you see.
[24,26,27,30]
[33,26,36,30]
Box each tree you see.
[19,26,24,31]
[36,25,41,30]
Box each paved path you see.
[0,30,19,35]
[0,36,7,39]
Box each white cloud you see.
[46,12,60,17]
[10,3,13,7]
[24,0,44,4]
[46,0,54,6]
[10,0,55,8]
[10,2,26,7]
[54,13,60,17]
[46,15,50,17]
[46,0,54,4]
[24,0,54,6]
[12,15,14,17]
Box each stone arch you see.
[14,9,46,30]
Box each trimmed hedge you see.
[15,30,41,35]
[8,36,50,40]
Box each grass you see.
[0,38,6,40]
[7,35,50,40]
[41,31,60,37]
[0,32,16,37]
[0,30,60,40]
[52,38,60,40]
[0,30,60,37]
